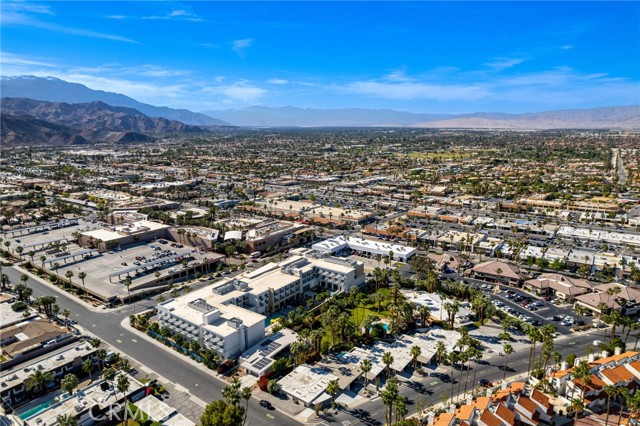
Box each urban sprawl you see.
[0,128,639,426]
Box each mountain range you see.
[0,98,206,145]
[1,76,228,126]
[1,75,639,130]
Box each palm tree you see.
[62,308,71,329]
[411,345,422,369]
[360,359,372,387]
[103,367,116,383]
[56,414,78,426]
[449,351,458,403]
[326,379,340,408]
[418,304,431,327]
[124,276,132,303]
[435,340,447,365]
[89,337,102,349]
[82,358,94,383]
[117,374,131,423]
[604,385,620,426]
[395,396,408,424]
[381,377,399,426]
[65,270,74,286]
[569,398,585,425]
[382,351,394,377]
[78,271,87,294]
[61,373,79,396]
[502,343,513,382]
[25,370,54,395]
[96,349,107,372]
[241,386,252,426]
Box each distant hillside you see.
[1,114,89,146]
[415,106,640,129]
[203,105,453,127]
[0,114,155,146]
[1,98,205,133]
[1,76,229,126]
[0,98,208,145]
[205,105,640,129]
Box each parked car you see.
[478,379,493,387]
[259,400,273,409]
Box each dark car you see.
[259,400,272,409]
[552,315,562,321]
[479,379,493,387]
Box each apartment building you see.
[1,341,97,409]
[157,250,365,359]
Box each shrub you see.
[11,301,28,312]
[217,360,234,374]
[565,354,577,367]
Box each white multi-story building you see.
[157,250,365,359]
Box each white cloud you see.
[2,10,139,43]
[267,78,288,85]
[231,38,253,57]
[2,2,54,15]
[484,57,525,71]
[202,83,266,104]
[560,45,574,50]
[1,52,56,69]
[338,80,490,101]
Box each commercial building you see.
[158,250,365,359]
[312,236,417,262]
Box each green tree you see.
[56,414,78,426]
[117,374,131,423]
[411,345,422,369]
[381,377,399,426]
[326,379,341,408]
[569,398,585,425]
[78,271,87,294]
[82,358,94,383]
[382,351,394,377]
[267,380,281,395]
[360,359,372,387]
[604,385,620,426]
[240,386,252,426]
[61,373,79,396]
[24,370,54,395]
[502,343,513,382]
[199,400,245,426]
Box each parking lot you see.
[467,278,581,334]
[5,218,224,302]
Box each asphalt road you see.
[3,265,301,426]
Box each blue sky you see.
[2,1,639,113]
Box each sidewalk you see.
[15,263,105,312]
[121,318,314,424]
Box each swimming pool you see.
[17,391,69,420]
[369,322,390,332]
[18,401,51,420]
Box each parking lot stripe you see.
[131,339,137,343]
[116,339,122,343]
[266,414,275,419]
